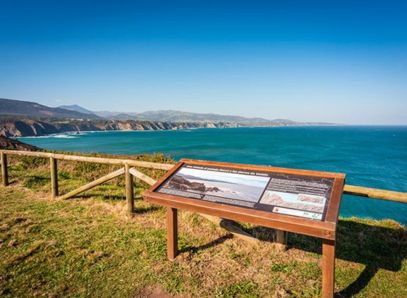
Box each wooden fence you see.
[0,150,172,213]
[1,149,406,217]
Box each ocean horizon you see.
[19,125,407,225]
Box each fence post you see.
[1,152,8,186]
[125,164,134,216]
[50,157,58,198]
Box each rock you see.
[0,136,40,151]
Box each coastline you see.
[14,124,349,139]
[15,124,407,140]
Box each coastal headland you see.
[0,98,333,137]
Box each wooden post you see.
[322,239,336,298]
[166,207,178,260]
[125,164,134,216]
[50,157,58,198]
[275,230,287,251]
[1,152,8,186]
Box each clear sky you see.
[1,0,406,124]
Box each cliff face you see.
[0,119,239,137]
[0,136,40,151]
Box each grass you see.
[0,152,406,297]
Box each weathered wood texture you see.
[129,167,157,185]
[50,157,58,198]
[58,167,125,200]
[1,152,8,186]
[344,184,407,204]
[0,150,173,170]
[125,164,134,216]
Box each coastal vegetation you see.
[0,150,406,297]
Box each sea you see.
[18,126,407,225]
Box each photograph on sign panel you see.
[259,190,326,213]
[161,167,270,202]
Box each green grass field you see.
[0,153,406,297]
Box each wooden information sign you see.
[143,159,345,298]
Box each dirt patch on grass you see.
[135,285,180,298]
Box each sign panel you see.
[157,164,334,221]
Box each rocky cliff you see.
[0,136,40,151]
[0,119,239,137]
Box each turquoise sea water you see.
[19,126,407,225]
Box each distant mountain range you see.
[0,98,333,129]
[57,103,328,125]
[58,104,95,116]
[56,104,273,123]
[0,98,99,119]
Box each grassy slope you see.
[0,154,406,297]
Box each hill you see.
[2,99,334,126]
[92,109,273,123]
[58,104,96,116]
[132,110,271,124]
[0,98,99,119]
[92,109,333,126]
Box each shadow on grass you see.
[133,205,161,214]
[64,193,161,214]
[288,220,406,297]
[179,234,233,254]
[62,190,145,202]
[232,219,406,297]
[72,193,126,201]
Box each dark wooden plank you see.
[325,177,345,223]
[149,161,184,191]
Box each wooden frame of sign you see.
[143,159,345,298]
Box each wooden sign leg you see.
[322,239,335,298]
[166,207,178,261]
[275,230,287,251]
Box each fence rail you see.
[343,185,407,204]
[1,149,406,214]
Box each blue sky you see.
[0,0,406,124]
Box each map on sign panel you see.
[157,164,334,221]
